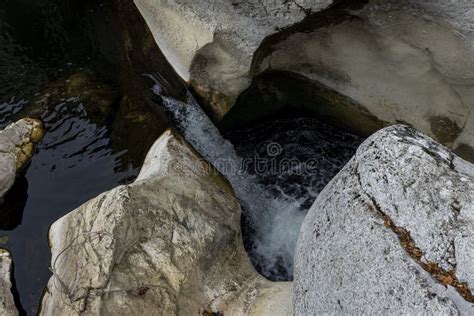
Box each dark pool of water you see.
[224,117,365,280]
[0,97,141,315]
[0,1,149,314]
[225,117,364,210]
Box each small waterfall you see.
[149,75,306,279]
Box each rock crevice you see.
[355,164,474,303]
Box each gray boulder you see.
[295,125,474,314]
[40,129,292,315]
[0,118,44,200]
[0,249,18,316]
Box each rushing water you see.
[152,78,364,280]
[224,118,364,279]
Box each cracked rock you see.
[295,125,474,314]
[40,129,292,315]
[0,118,45,201]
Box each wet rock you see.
[80,0,179,168]
[0,249,18,316]
[2,0,172,168]
[0,118,44,200]
[134,0,333,120]
[295,125,474,314]
[22,71,119,123]
[102,0,182,166]
[40,130,291,315]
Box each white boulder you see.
[135,0,474,159]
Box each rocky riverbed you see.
[0,0,473,315]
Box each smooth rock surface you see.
[254,0,474,158]
[40,129,291,315]
[134,0,333,119]
[136,0,474,158]
[0,118,44,200]
[295,125,474,314]
[0,249,18,316]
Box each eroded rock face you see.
[0,249,18,316]
[40,130,291,315]
[134,0,333,120]
[295,125,474,314]
[254,0,474,159]
[135,0,474,159]
[0,118,44,200]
